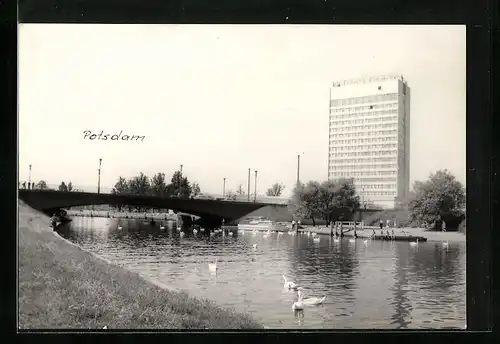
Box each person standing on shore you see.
[442,220,446,232]
[379,220,384,230]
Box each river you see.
[56,216,466,329]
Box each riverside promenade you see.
[298,225,465,243]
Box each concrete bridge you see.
[18,190,280,227]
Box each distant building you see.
[328,74,411,209]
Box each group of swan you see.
[208,258,218,272]
[283,276,326,310]
[292,288,326,311]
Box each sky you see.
[18,24,466,197]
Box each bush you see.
[458,219,466,234]
[362,209,420,228]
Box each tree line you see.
[288,169,465,229]
[110,170,201,212]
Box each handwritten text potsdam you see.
[83,130,145,142]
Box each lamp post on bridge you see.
[97,158,102,195]
[254,170,258,202]
[247,168,251,202]
[28,164,32,190]
[178,164,183,197]
[223,178,226,198]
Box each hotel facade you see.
[328,75,410,209]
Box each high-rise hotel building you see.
[328,75,410,209]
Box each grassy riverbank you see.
[18,201,263,329]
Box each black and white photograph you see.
[18,24,466,330]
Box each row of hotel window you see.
[330,116,399,126]
[330,137,398,144]
[329,123,399,131]
[329,170,397,176]
[361,191,397,197]
[329,130,399,138]
[356,184,397,190]
[330,93,398,107]
[330,157,397,164]
[328,132,399,139]
[330,151,397,158]
[330,164,398,170]
[354,177,397,183]
[330,141,397,148]
[330,104,398,115]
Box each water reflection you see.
[57,217,466,329]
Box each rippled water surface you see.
[58,217,466,329]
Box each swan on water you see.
[443,241,449,248]
[333,237,340,243]
[263,233,269,238]
[193,229,198,234]
[363,239,369,245]
[283,275,298,290]
[103,325,108,329]
[297,288,326,306]
[177,227,181,231]
[180,231,185,238]
[117,226,123,230]
[240,229,245,234]
[313,237,320,243]
[228,232,233,237]
[252,231,257,236]
[292,299,304,311]
[200,228,205,232]
[208,258,218,272]
[210,232,215,237]
[349,238,356,243]
[160,225,165,230]
[409,239,419,247]
[252,244,258,249]
[290,232,296,236]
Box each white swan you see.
[278,232,283,236]
[297,288,326,305]
[228,232,233,237]
[240,229,245,234]
[349,237,356,243]
[313,237,320,243]
[208,258,218,272]
[117,226,123,230]
[210,232,215,237]
[176,227,181,231]
[252,231,257,236]
[180,231,185,238]
[160,225,165,230]
[283,275,298,290]
[333,237,340,243]
[263,233,269,238]
[443,241,449,248]
[409,239,419,247]
[363,239,369,245]
[290,231,296,236]
[252,244,258,249]
[292,299,304,311]
[200,227,205,232]
[193,229,198,234]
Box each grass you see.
[361,209,419,228]
[18,201,263,330]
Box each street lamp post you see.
[223,178,226,198]
[178,164,183,197]
[254,170,258,202]
[296,154,300,186]
[28,164,32,190]
[247,168,251,202]
[97,158,102,195]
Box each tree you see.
[167,171,192,198]
[288,179,359,226]
[128,172,152,212]
[67,182,74,192]
[191,182,201,198]
[36,180,48,190]
[288,181,321,226]
[112,177,130,194]
[151,173,168,197]
[408,169,465,226]
[236,184,245,195]
[266,182,285,196]
[317,179,359,224]
[58,181,68,192]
